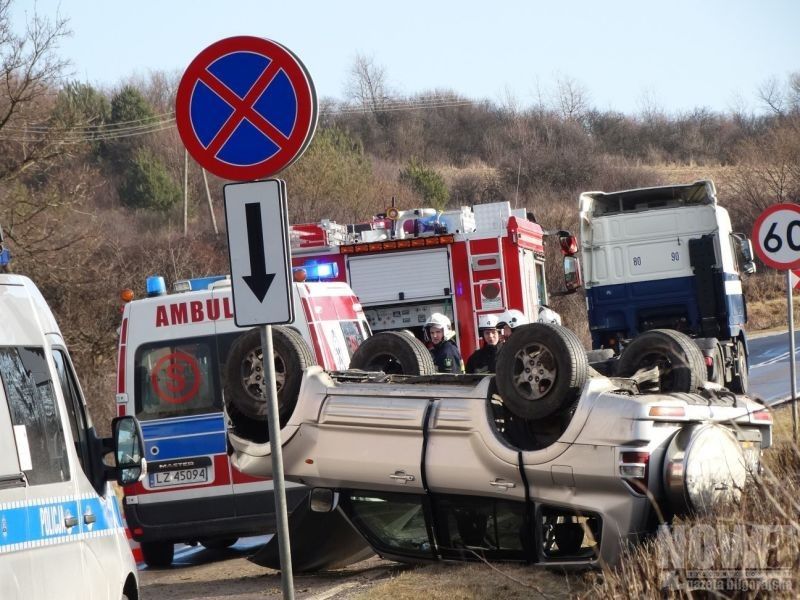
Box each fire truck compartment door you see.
[348,249,452,305]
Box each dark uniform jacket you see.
[430,339,462,373]
[465,342,502,374]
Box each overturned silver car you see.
[227,324,772,568]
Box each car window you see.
[52,349,92,476]
[346,492,434,558]
[434,495,528,559]
[0,346,70,485]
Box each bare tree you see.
[550,75,590,122]
[345,53,392,112]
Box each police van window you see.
[134,337,220,420]
[0,383,23,482]
[0,347,70,485]
[52,349,92,475]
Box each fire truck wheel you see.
[200,537,238,550]
[495,323,589,420]
[349,331,437,375]
[224,326,317,439]
[617,329,707,393]
[141,541,174,568]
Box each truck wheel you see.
[495,323,588,420]
[617,329,706,393]
[349,331,437,375]
[709,344,725,386]
[141,541,174,568]
[224,326,317,437]
[729,340,749,394]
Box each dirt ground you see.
[139,554,410,600]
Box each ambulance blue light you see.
[146,275,167,297]
[300,261,338,280]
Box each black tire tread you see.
[141,541,174,568]
[349,331,437,375]
[617,329,706,393]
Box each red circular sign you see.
[176,36,317,181]
[150,351,202,404]
[752,203,800,270]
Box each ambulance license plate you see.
[149,467,209,488]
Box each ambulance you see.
[115,274,370,567]
[289,201,577,361]
[0,268,145,599]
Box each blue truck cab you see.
[579,180,755,393]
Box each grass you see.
[354,405,800,600]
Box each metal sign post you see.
[753,203,800,441]
[789,271,798,441]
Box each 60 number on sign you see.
[752,204,800,271]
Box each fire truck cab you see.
[115,275,371,568]
[290,201,565,361]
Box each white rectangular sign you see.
[224,179,294,326]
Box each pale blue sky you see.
[15,0,800,114]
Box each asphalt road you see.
[748,329,800,405]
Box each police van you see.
[0,272,145,599]
[116,274,370,567]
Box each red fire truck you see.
[289,201,575,360]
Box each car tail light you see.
[620,451,650,494]
[648,405,686,419]
[750,409,772,423]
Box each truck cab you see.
[116,274,371,567]
[579,180,755,391]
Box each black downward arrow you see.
[242,202,275,302]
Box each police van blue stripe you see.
[0,492,123,554]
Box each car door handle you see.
[389,471,415,483]
[83,512,96,525]
[489,478,516,490]
[64,516,79,528]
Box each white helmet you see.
[537,306,562,325]
[498,309,528,330]
[477,313,501,333]
[424,312,455,341]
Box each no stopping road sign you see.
[752,203,800,270]
[176,36,318,181]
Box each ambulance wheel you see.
[224,326,317,437]
[349,331,437,375]
[141,541,174,568]
[201,537,238,550]
[729,340,749,394]
[617,329,706,393]
[495,323,588,420]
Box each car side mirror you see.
[309,487,339,513]
[110,415,146,486]
[564,255,583,292]
[742,260,756,275]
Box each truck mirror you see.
[309,488,339,513]
[111,416,146,486]
[559,234,579,256]
[564,256,582,292]
[743,260,756,275]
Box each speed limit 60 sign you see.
[752,203,800,270]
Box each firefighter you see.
[497,309,528,342]
[466,314,503,374]
[424,313,463,373]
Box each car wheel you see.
[224,326,317,443]
[141,541,174,568]
[201,537,238,550]
[729,340,749,394]
[349,331,437,375]
[617,329,706,393]
[495,323,588,420]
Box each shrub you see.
[118,147,181,211]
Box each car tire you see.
[201,537,238,550]
[141,541,174,568]
[729,340,749,394]
[224,326,317,442]
[617,329,706,393]
[349,331,437,375]
[495,323,589,420]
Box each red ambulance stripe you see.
[300,297,334,368]
[231,467,271,484]
[304,294,359,323]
